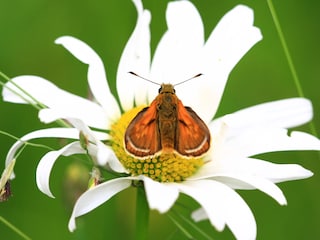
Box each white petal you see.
[219,98,313,133]
[40,108,107,132]
[215,175,287,205]
[191,208,207,222]
[204,5,262,71]
[63,118,126,172]
[116,0,151,111]
[179,5,262,123]
[68,177,132,231]
[177,180,225,231]
[207,98,318,159]
[95,142,127,173]
[36,142,85,198]
[150,0,204,90]
[179,180,256,240]
[5,128,80,179]
[38,113,119,169]
[140,176,179,213]
[3,76,110,129]
[55,36,121,121]
[190,160,288,205]
[222,128,320,158]
[233,158,313,183]
[65,118,103,143]
[194,157,312,185]
[2,75,55,104]
[38,112,109,140]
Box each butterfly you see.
[124,73,211,158]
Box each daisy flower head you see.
[2,0,320,239]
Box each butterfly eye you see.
[158,87,162,93]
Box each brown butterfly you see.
[124,73,211,158]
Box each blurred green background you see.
[0,0,319,239]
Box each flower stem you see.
[0,130,53,151]
[135,185,149,240]
[0,216,32,240]
[267,0,318,136]
[266,0,303,97]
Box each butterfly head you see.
[158,84,176,94]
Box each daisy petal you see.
[222,128,320,158]
[150,0,204,90]
[180,5,262,122]
[5,128,80,179]
[36,142,85,198]
[2,75,60,104]
[204,5,262,71]
[220,98,313,133]
[217,175,287,205]
[55,36,121,121]
[190,160,288,205]
[68,177,132,232]
[63,118,126,172]
[39,112,123,169]
[95,142,127,173]
[140,176,179,213]
[191,208,207,222]
[177,180,225,231]
[180,180,256,240]
[3,76,109,129]
[116,0,151,111]
[195,157,312,185]
[38,112,109,141]
[234,158,313,183]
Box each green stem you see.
[135,186,149,240]
[266,0,304,97]
[167,213,193,239]
[0,130,53,151]
[267,0,318,136]
[0,216,32,240]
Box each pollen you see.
[109,106,204,183]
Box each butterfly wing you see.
[124,101,161,157]
[176,100,211,157]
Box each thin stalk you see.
[135,186,149,240]
[267,0,318,136]
[167,208,215,240]
[0,130,53,151]
[167,213,193,239]
[0,216,32,240]
[266,0,304,97]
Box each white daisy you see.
[2,1,319,239]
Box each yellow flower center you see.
[110,106,204,182]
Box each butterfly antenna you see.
[128,71,160,86]
[174,73,203,87]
